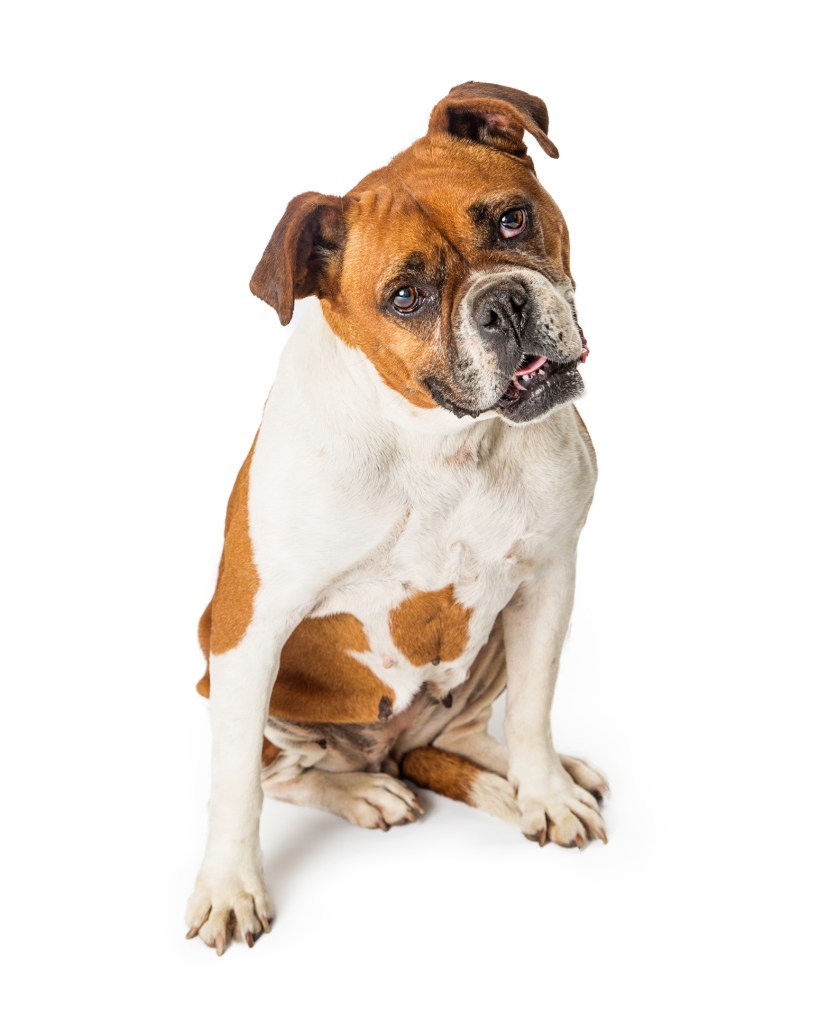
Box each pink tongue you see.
[514,354,547,377]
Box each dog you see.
[186,82,607,955]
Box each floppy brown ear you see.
[428,81,559,162]
[250,192,345,326]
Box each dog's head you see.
[250,82,588,426]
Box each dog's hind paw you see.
[331,772,424,830]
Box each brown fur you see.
[250,193,345,325]
[199,610,397,724]
[196,436,260,697]
[320,185,452,411]
[400,746,481,804]
[388,585,472,666]
[269,613,396,724]
[427,82,560,161]
[250,83,572,412]
[261,737,281,768]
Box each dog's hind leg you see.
[399,747,520,826]
[263,768,423,831]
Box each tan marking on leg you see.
[401,746,519,825]
[388,585,472,666]
[269,614,396,724]
[400,747,480,803]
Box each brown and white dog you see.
[186,82,607,955]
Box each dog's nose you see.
[473,282,529,343]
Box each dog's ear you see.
[250,192,345,326]
[428,82,559,163]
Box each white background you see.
[2,1,817,1019]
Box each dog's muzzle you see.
[429,272,590,425]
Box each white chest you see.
[309,453,540,713]
[250,327,594,716]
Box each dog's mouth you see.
[493,347,587,423]
[424,335,589,423]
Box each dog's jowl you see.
[186,82,607,955]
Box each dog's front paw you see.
[185,861,272,955]
[517,765,608,849]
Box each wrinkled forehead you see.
[340,187,450,290]
[341,138,567,283]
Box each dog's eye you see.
[499,208,528,239]
[392,286,423,313]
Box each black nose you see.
[473,282,529,343]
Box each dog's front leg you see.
[503,556,607,848]
[185,616,286,953]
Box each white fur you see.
[186,296,600,946]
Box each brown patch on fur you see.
[209,437,260,654]
[400,747,480,804]
[195,435,258,699]
[195,666,210,699]
[321,189,447,411]
[195,600,212,696]
[389,584,472,666]
[195,436,260,698]
[261,737,281,768]
[269,613,396,724]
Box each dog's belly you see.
[267,498,534,726]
